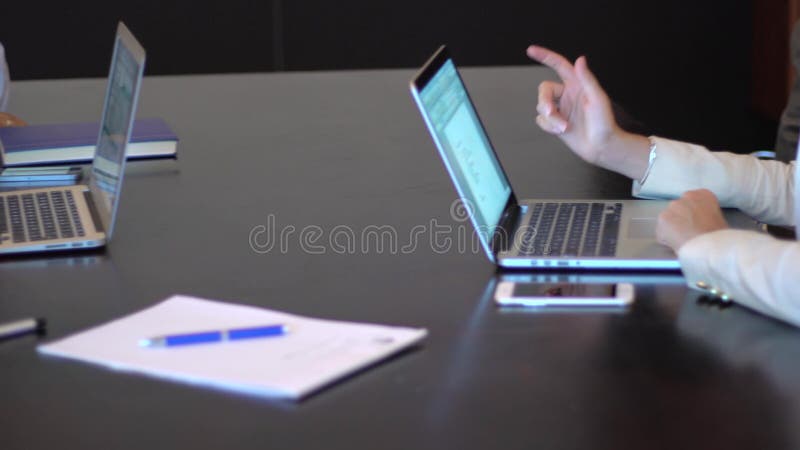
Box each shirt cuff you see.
[631,136,702,200]
[677,228,771,303]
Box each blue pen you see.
[139,324,289,348]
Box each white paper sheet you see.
[38,295,428,399]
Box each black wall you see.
[0,0,776,152]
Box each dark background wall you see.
[0,0,778,152]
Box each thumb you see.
[575,56,603,99]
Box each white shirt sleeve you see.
[631,136,800,327]
[679,229,800,328]
[632,136,796,226]
[0,42,8,111]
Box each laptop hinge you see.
[83,190,106,234]
[491,200,521,255]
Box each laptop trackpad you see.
[627,218,657,239]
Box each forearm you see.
[679,229,800,327]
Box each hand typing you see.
[656,189,729,251]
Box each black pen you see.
[0,318,47,341]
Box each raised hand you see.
[527,45,650,181]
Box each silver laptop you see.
[410,46,758,270]
[0,22,145,255]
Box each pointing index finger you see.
[527,45,576,82]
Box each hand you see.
[656,189,729,251]
[0,112,27,127]
[527,45,649,181]
[526,46,617,159]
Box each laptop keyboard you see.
[0,190,85,245]
[518,202,621,257]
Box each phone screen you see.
[512,283,616,298]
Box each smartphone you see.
[494,281,635,307]
[0,166,82,183]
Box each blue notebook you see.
[0,117,178,166]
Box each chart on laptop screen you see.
[419,60,511,232]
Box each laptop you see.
[410,46,758,270]
[0,22,145,255]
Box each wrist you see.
[594,130,651,181]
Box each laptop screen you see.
[416,58,512,238]
[89,23,145,238]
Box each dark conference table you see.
[3,66,800,450]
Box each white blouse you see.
[635,136,800,327]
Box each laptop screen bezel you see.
[410,45,519,260]
[88,22,146,239]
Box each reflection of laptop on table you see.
[0,22,145,255]
[410,46,758,270]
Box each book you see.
[38,295,428,400]
[0,117,178,166]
